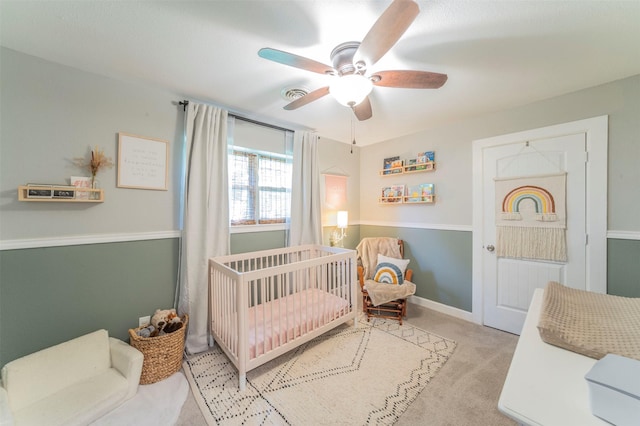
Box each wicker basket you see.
[129,314,188,385]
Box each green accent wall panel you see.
[608,238,640,297]
[230,231,287,254]
[0,238,178,367]
[360,225,472,311]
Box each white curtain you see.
[178,102,230,354]
[288,131,322,246]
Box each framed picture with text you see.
[117,133,168,190]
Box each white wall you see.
[232,118,289,154]
[360,74,640,233]
[317,137,360,229]
[0,48,183,241]
[0,48,363,246]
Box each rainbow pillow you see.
[373,262,405,285]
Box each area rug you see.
[183,316,456,425]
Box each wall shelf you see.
[18,185,104,203]
[403,195,435,204]
[378,195,435,205]
[379,161,435,176]
[378,196,404,204]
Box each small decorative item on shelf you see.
[26,183,53,199]
[52,186,76,199]
[73,146,114,199]
[70,176,92,200]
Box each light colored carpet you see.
[183,316,456,425]
[177,303,519,426]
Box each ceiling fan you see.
[258,0,447,121]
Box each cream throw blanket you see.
[356,237,416,306]
[356,237,402,280]
[363,279,417,307]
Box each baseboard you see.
[408,295,475,323]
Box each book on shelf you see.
[383,156,400,169]
[381,185,404,202]
[422,183,434,196]
[406,183,434,202]
[383,156,403,174]
[405,158,417,172]
[416,150,435,163]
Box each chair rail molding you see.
[607,230,640,240]
[0,230,181,250]
[358,220,472,232]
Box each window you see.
[229,147,292,226]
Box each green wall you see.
[360,225,472,311]
[206,227,640,316]
[3,229,634,367]
[0,238,179,367]
[230,231,287,254]
[608,239,640,297]
[231,227,361,254]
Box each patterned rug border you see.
[183,315,457,425]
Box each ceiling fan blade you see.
[372,70,448,89]
[354,0,419,68]
[283,86,330,110]
[258,48,335,75]
[353,96,373,121]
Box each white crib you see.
[208,244,357,390]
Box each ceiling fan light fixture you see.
[329,74,373,107]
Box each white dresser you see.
[498,288,607,426]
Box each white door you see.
[472,117,608,335]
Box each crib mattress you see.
[247,288,350,359]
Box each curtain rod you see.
[232,115,293,133]
[177,99,294,133]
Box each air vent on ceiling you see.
[281,87,309,102]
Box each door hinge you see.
[585,151,589,163]
[585,234,589,245]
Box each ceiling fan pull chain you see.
[350,116,356,154]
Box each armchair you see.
[356,237,416,325]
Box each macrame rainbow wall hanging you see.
[495,173,567,262]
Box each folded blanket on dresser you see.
[537,281,640,360]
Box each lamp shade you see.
[329,75,373,107]
[337,211,348,228]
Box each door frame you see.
[471,116,608,325]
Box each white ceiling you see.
[1,0,639,146]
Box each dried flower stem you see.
[73,145,114,179]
